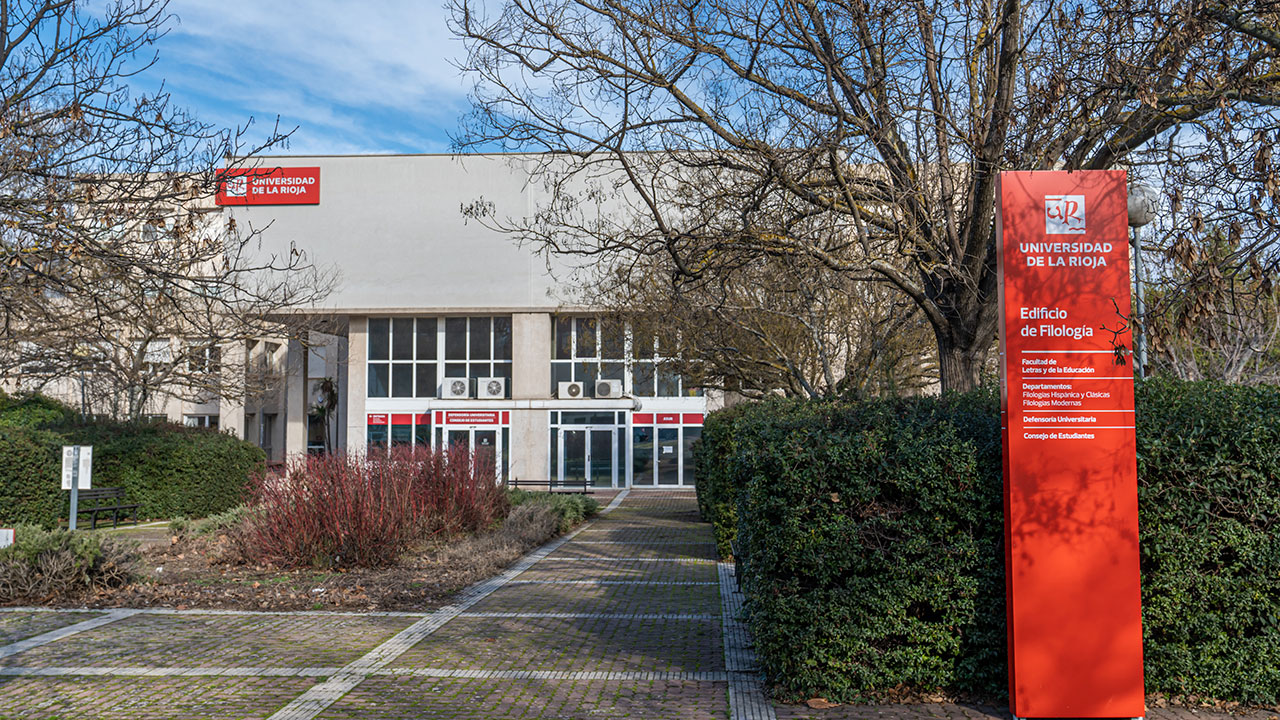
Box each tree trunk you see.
[936,339,989,393]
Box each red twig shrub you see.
[239,446,509,568]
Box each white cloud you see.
[146,1,471,154]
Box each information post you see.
[997,170,1144,718]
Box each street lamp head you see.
[1128,184,1159,228]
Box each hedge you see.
[0,394,266,528]
[696,379,1280,705]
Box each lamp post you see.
[1127,184,1158,379]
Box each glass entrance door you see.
[562,429,586,487]
[657,428,680,485]
[557,427,617,488]
[440,427,504,479]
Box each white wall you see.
[228,154,594,314]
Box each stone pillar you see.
[335,334,350,452]
[346,317,368,455]
[512,313,551,400]
[219,340,247,440]
[284,335,307,458]
[510,313,551,481]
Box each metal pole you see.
[68,446,80,531]
[1131,226,1147,379]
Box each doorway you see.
[556,426,618,488]
[437,426,505,480]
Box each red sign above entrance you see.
[442,411,502,426]
[998,170,1143,718]
[216,167,320,206]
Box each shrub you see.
[0,395,265,527]
[698,380,1280,705]
[62,421,264,520]
[1135,379,1280,703]
[0,426,65,528]
[170,504,254,538]
[0,392,75,429]
[508,490,600,533]
[0,525,137,602]
[693,401,754,558]
[239,447,510,568]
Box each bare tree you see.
[451,0,1280,391]
[1147,229,1280,384]
[604,250,936,398]
[0,1,333,417]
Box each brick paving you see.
[389,615,722,673]
[317,676,728,720]
[0,611,103,646]
[0,613,418,669]
[0,675,316,719]
[0,491,1274,720]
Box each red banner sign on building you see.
[442,411,502,425]
[998,170,1143,718]
[216,167,320,206]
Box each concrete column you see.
[336,334,349,452]
[219,340,247,440]
[346,316,368,455]
[512,313,551,400]
[510,409,549,482]
[284,335,307,458]
[510,313,551,481]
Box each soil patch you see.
[8,504,568,612]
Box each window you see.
[141,340,173,375]
[187,344,221,374]
[552,316,626,398]
[551,316,702,398]
[183,414,219,429]
[367,316,512,399]
[261,413,276,457]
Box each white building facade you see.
[224,154,713,488]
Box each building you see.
[217,153,715,488]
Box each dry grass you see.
[54,500,574,611]
[424,503,562,586]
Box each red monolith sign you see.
[997,170,1144,718]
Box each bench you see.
[506,477,594,494]
[75,488,140,530]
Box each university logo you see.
[225,174,248,198]
[1044,195,1086,234]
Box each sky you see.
[139,1,471,156]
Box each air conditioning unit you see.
[596,379,623,398]
[478,377,506,399]
[558,381,585,399]
[442,378,470,399]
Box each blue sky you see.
[140,1,469,156]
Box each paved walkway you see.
[0,492,1273,720]
[0,491,770,719]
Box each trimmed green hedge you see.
[696,379,1280,705]
[0,394,266,528]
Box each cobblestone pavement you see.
[1,493,1273,720]
[0,491,744,719]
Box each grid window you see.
[550,315,701,398]
[367,316,512,399]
